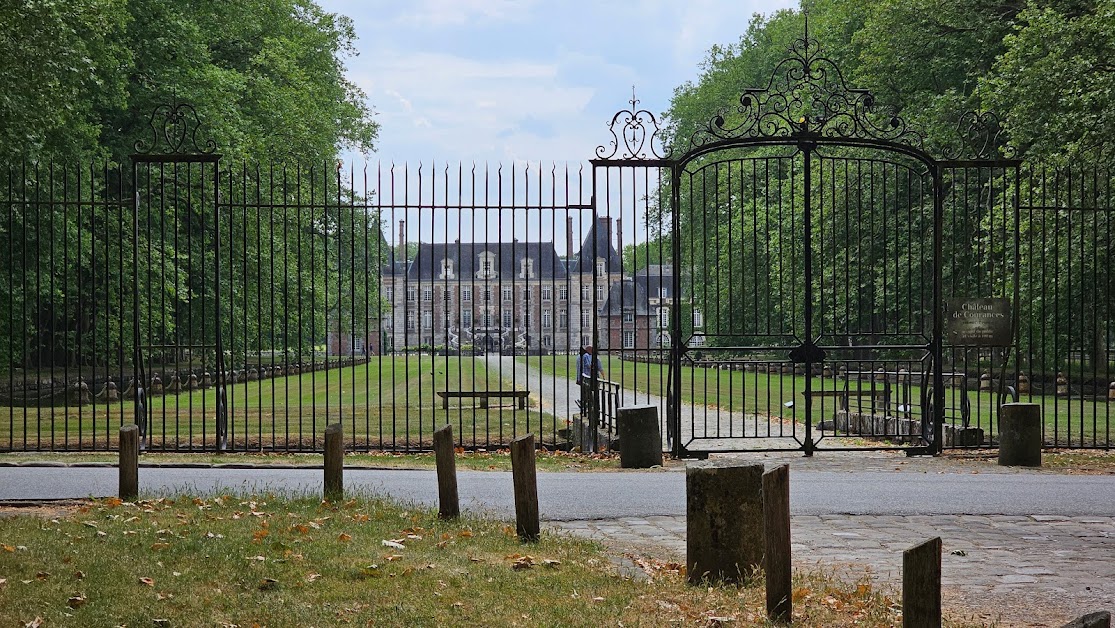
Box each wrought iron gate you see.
[594,31,1017,456]
[131,100,229,451]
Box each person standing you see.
[578,345,605,426]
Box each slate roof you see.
[406,241,567,280]
[601,264,674,316]
[568,217,621,274]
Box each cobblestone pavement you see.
[551,451,1115,627]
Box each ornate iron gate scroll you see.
[595,30,1016,456]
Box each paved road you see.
[2,465,1114,519]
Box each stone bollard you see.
[150,374,163,395]
[1108,382,1115,402]
[185,373,198,391]
[686,461,764,585]
[822,365,832,378]
[979,372,992,392]
[1056,372,1069,396]
[202,372,213,388]
[1017,372,1031,395]
[617,405,663,468]
[1061,611,1111,628]
[166,373,181,394]
[998,403,1042,467]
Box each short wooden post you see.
[763,464,792,623]
[902,537,942,628]
[119,424,139,501]
[510,434,539,542]
[324,423,344,501]
[433,424,459,519]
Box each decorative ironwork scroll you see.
[596,88,670,160]
[689,34,924,150]
[133,98,218,155]
[943,110,1014,160]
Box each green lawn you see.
[522,356,1115,448]
[0,494,947,627]
[1,357,563,451]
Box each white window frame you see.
[623,330,635,349]
[558,286,568,301]
[462,286,472,302]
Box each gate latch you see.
[788,342,826,364]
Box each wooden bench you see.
[438,390,529,410]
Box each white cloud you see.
[391,0,538,27]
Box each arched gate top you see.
[596,20,1012,165]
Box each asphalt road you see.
[2,466,1113,520]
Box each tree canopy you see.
[0,0,377,163]
[665,0,1115,164]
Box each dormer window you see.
[519,257,535,279]
[440,258,455,279]
[596,260,606,276]
[477,252,497,279]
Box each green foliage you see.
[0,0,377,163]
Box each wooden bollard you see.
[903,537,942,628]
[119,424,140,501]
[324,423,344,501]
[433,424,459,519]
[510,434,539,542]
[763,464,792,622]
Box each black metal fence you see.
[1,158,1114,452]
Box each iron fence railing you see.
[2,159,1114,452]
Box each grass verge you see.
[0,450,644,473]
[0,494,987,627]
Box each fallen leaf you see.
[252,529,269,542]
[246,555,266,562]
[67,594,87,608]
[382,540,405,550]
[385,554,403,562]
[73,571,85,580]
[1,544,13,552]
[306,573,322,582]
[24,617,43,628]
[156,591,173,601]
[139,577,155,586]
[34,572,50,581]
[457,530,473,538]
[338,533,352,542]
[542,559,561,568]
[436,540,449,549]
[104,497,122,508]
[151,543,171,551]
[258,578,279,591]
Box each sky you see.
[316,0,799,166]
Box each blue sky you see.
[316,0,798,165]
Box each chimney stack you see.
[397,220,406,260]
[616,218,623,266]
[566,215,574,260]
